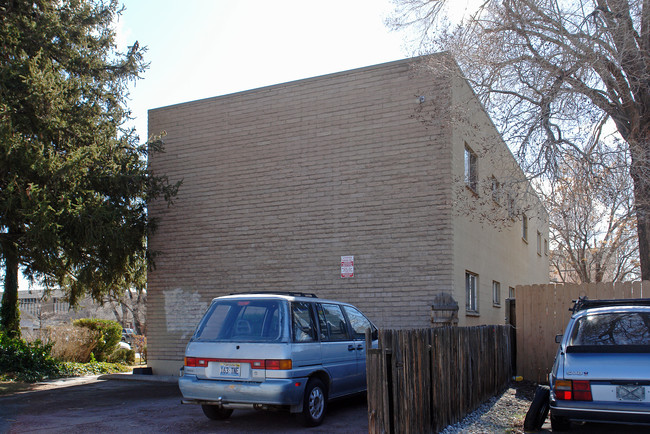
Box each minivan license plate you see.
[616,385,645,401]
[219,363,241,377]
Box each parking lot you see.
[0,375,368,433]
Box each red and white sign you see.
[341,255,354,278]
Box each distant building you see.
[1,290,131,338]
[147,54,549,375]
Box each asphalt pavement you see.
[0,374,368,433]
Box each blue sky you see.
[116,0,411,143]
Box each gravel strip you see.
[440,381,537,433]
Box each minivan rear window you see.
[194,299,283,342]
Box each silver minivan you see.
[178,291,378,426]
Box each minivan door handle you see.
[357,344,364,351]
[348,344,355,351]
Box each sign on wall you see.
[341,255,354,278]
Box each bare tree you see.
[547,148,640,282]
[389,0,650,280]
[106,288,146,335]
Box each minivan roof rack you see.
[571,297,650,313]
[229,291,318,298]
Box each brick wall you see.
[147,57,457,373]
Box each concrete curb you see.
[101,373,178,384]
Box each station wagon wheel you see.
[201,404,233,420]
[550,414,571,431]
[300,378,327,427]
[523,385,550,431]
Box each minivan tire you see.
[523,385,550,431]
[201,404,234,420]
[300,378,327,427]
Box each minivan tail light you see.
[184,357,291,370]
[554,379,592,401]
[265,359,292,370]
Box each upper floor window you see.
[537,231,542,255]
[464,145,478,192]
[491,176,500,204]
[544,238,549,255]
[522,214,528,242]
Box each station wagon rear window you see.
[194,299,283,342]
[567,312,650,352]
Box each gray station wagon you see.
[549,298,650,430]
[178,292,378,426]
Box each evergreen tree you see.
[0,0,179,337]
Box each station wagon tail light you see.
[554,380,592,401]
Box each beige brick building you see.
[147,54,549,376]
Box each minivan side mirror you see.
[555,334,563,344]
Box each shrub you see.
[0,331,60,382]
[107,348,135,365]
[73,319,122,362]
[41,324,99,363]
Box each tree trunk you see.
[633,180,650,280]
[1,235,21,338]
[630,137,650,281]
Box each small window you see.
[466,271,479,313]
[522,214,528,242]
[507,193,516,219]
[464,145,478,192]
[544,238,549,255]
[491,177,500,204]
[292,302,317,342]
[343,305,377,340]
[537,231,542,255]
[317,303,350,341]
[509,286,515,298]
[492,281,501,306]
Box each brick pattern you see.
[147,58,457,368]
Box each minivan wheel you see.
[201,404,233,420]
[300,378,327,427]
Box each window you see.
[537,231,542,255]
[194,300,282,342]
[491,176,500,204]
[292,302,317,342]
[522,214,528,242]
[317,303,350,341]
[507,193,516,219]
[464,145,478,192]
[465,271,478,313]
[544,238,549,255]
[569,313,650,346]
[492,281,501,306]
[509,286,515,298]
[343,305,377,340]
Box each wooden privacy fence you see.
[515,280,650,384]
[366,325,512,434]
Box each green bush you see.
[58,361,129,377]
[107,348,135,365]
[0,331,60,382]
[73,319,122,362]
